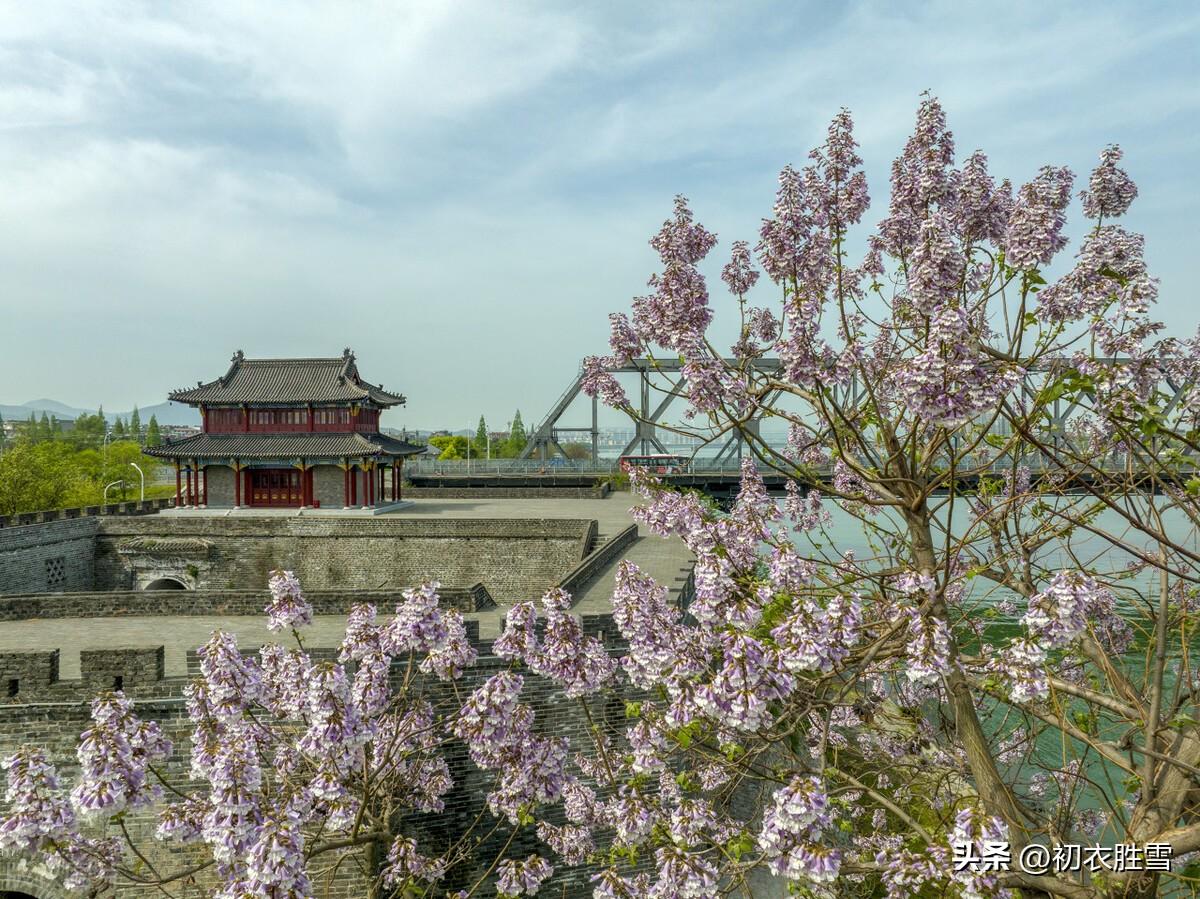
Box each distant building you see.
[158,424,201,440]
[145,349,423,509]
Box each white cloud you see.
[0,0,1194,420]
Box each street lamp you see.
[103,480,124,504]
[129,462,145,502]
[466,427,470,475]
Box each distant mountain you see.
[120,402,200,427]
[0,403,65,422]
[0,399,200,427]
[21,398,86,417]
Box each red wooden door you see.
[249,469,302,506]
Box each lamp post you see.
[466,427,470,475]
[129,462,145,502]
[103,480,124,504]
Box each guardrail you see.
[406,459,753,476]
[405,455,1169,478]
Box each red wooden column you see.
[398,457,404,500]
[369,464,375,507]
[233,462,242,508]
[202,466,208,507]
[174,462,182,506]
[343,463,351,508]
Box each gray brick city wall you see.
[0,650,59,701]
[81,646,165,693]
[0,585,495,621]
[94,518,591,604]
[0,518,98,594]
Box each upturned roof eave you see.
[144,432,425,460]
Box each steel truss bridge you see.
[509,356,1197,464]
[515,358,789,465]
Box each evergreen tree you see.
[129,406,141,442]
[0,411,6,450]
[113,418,126,439]
[69,412,106,449]
[38,412,52,442]
[510,410,526,445]
[146,415,161,447]
[51,416,62,435]
[475,415,488,454]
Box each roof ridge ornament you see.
[232,349,244,363]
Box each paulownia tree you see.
[574,96,1200,898]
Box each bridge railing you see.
[405,452,1196,480]
[405,458,756,476]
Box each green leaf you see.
[726,832,756,861]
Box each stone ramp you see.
[570,533,694,616]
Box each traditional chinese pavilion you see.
[146,349,424,509]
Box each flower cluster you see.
[1080,144,1137,220]
[759,776,841,883]
[453,670,571,823]
[496,587,616,698]
[71,692,172,820]
[265,568,313,632]
[1004,165,1074,271]
[1022,571,1117,649]
[0,748,118,890]
[496,854,554,896]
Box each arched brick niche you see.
[0,859,71,899]
[142,576,189,591]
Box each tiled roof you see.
[144,432,426,460]
[168,350,406,407]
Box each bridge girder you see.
[519,357,1197,462]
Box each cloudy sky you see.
[0,1,1196,429]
